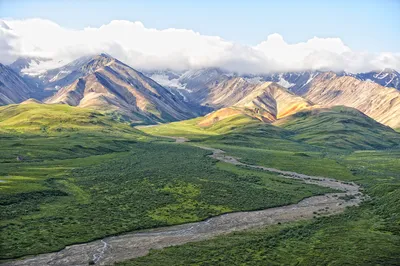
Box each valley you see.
[2,139,363,266]
[1,53,400,266]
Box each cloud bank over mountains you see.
[0,18,399,73]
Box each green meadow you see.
[0,104,333,259]
[1,103,399,264]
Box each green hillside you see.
[0,103,145,135]
[274,106,400,150]
[0,103,150,163]
[142,106,400,151]
[140,112,261,139]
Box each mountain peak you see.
[79,53,117,74]
[96,53,114,60]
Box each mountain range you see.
[2,54,400,128]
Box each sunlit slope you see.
[0,103,145,136]
[0,103,151,162]
[44,54,199,125]
[302,72,400,128]
[140,109,261,139]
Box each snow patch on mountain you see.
[276,75,295,88]
[149,74,186,90]
[244,76,263,85]
[20,59,66,77]
[49,70,71,82]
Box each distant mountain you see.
[144,68,231,105]
[147,67,400,128]
[193,79,314,127]
[8,56,72,99]
[234,82,314,121]
[45,54,201,124]
[7,54,400,127]
[9,56,52,74]
[258,71,321,95]
[299,72,400,128]
[0,64,35,105]
[355,68,400,90]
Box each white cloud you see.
[0,18,399,73]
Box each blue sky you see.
[0,0,399,53]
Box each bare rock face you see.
[45,54,200,124]
[303,72,400,128]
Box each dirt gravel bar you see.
[2,140,364,266]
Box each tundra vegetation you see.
[1,103,399,265]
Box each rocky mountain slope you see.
[355,68,400,90]
[196,80,314,126]
[234,82,314,121]
[45,54,201,124]
[0,64,36,105]
[299,72,400,128]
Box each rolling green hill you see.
[0,103,151,163]
[0,103,145,136]
[142,105,400,151]
[274,106,400,150]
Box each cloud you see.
[0,18,399,73]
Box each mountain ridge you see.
[44,54,202,124]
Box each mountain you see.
[234,82,314,121]
[37,55,98,90]
[0,64,35,105]
[44,54,201,124]
[355,68,400,90]
[297,72,400,128]
[194,80,314,127]
[144,70,183,90]
[8,56,67,95]
[143,70,315,126]
[259,71,321,94]
[147,69,323,98]
[140,67,400,128]
[8,56,52,74]
[144,68,231,103]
